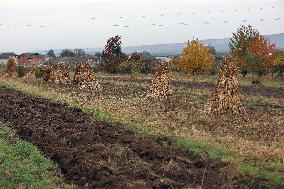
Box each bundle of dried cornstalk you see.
[23,65,36,80]
[147,60,173,99]
[208,57,244,114]
[43,66,55,82]
[73,61,102,91]
[54,62,70,84]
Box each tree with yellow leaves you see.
[273,50,284,77]
[179,39,214,74]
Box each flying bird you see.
[123,25,130,28]
[202,22,210,24]
[40,25,45,28]
[142,15,146,18]
[178,22,188,26]
[275,18,281,21]
[176,13,181,16]
[158,24,164,26]
[119,16,123,19]
[221,10,225,12]
[91,17,96,20]
[207,11,211,14]
[259,19,264,21]
[26,24,31,27]
[223,20,229,24]
[234,9,238,12]
[247,8,250,11]
[160,14,164,16]
[113,24,119,27]
[272,6,275,8]
[192,12,196,14]
[260,8,263,10]
[151,24,156,26]
[242,19,247,22]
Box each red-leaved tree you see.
[101,35,126,73]
[247,35,277,76]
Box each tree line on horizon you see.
[3,25,284,81]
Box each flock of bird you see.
[0,6,282,29]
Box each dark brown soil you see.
[0,87,282,189]
[100,76,284,99]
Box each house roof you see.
[18,53,44,59]
[0,52,18,59]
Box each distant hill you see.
[121,33,284,56]
[30,33,284,57]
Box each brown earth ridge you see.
[0,87,282,189]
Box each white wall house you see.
[0,53,18,66]
[0,59,8,66]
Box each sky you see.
[0,0,283,53]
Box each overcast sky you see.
[0,0,283,53]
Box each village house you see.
[17,53,45,67]
[56,54,97,67]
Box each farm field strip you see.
[94,77,284,159]
[1,78,283,161]
[1,78,284,187]
[2,87,279,188]
[97,74,284,98]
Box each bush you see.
[272,64,284,77]
[139,61,154,74]
[117,62,133,74]
[17,66,29,78]
[93,63,102,72]
[34,67,45,78]
[138,51,156,74]
[273,50,284,77]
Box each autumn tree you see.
[47,49,56,59]
[127,52,142,71]
[117,52,142,73]
[247,35,277,77]
[74,49,86,58]
[207,45,216,57]
[5,57,17,76]
[18,55,29,67]
[101,35,126,73]
[229,25,259,77]
[60,49,75,58]
[179,39,214,75]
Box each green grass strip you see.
[0,122,73,189]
